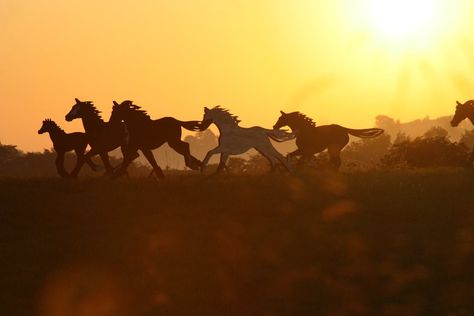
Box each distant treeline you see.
[1,116,474,177]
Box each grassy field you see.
[1,170,474,315]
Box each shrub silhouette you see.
[382,130,469,168]
[341,133,392,169]
[423,126,449,139]
[460,129,474,150]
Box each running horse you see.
[65,98,136,177]
[199,106,294,174]
[110,100,203,178]
[273,111,384,170]
[451,100,474,166]
[38,118,99,177]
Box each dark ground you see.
[1,170,474,315]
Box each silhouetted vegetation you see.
[341,133,392,170]
[381,128,470,168]
[460,129,474,150]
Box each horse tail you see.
[345,127,384,138]
[266,129,296,142]
[179,120,202,132]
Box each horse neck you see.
[47,126,65,143]
[212,117,238,132]
[81,113,104,133]
[288,119,313,133]
[467,107,474,125]
[122,112,150,131]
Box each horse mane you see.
[209,106,241,125]
[464,100,474,108]
[120,100,151,121]
[292,112,316,127]
[43,118,65,134]
[82,101,104,122]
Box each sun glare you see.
[369,0,439,40]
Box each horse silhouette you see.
[451,100,474,165]
[65,98,137,177]
[273,111,384,170]
[38,119,99,177]
[199,106,294,174]
[109,100,203,178]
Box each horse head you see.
[38,118,53,134]
[274,111,316,131]
[65,98,94,121]
[451,100,474,127]
[201,106,240,130]
[273,110,290,130]
[199,106,214,130]
[110,100,143,123]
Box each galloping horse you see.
[65,98,135,177]
[199,106,294,174]
[273,111,384,170]
[110,100,203,178]
[38,119,99,177]
[451,100,474,165]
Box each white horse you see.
[199,106,294,173]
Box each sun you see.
[367,0,441,44]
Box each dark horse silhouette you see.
[273,111,384,169]
[451,100,474,166]
[110,100,203,178]
[65,98,136,177]
[38,119,99,177]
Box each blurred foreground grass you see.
[1,169,474,315]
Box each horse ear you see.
[75,98,81,103]
[456,101,462,106]
[204,107,209,112]
[280,110,286,115]
[113,101,119,106]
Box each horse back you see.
[53,132,89,152]
[296,124,349,150]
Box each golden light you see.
[368,0,439,42]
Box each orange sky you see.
[1,0,474,151]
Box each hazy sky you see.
[1,0,474,151]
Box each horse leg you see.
[75,144,99,172]
[55,151,69,178]
[216,153,229,174]
[201,146,222,173]
[70,149,95,178]
[141,149,165,178]
[254,146,278,172]
[121,145,139,162]
[99,152,115,175]
[168,140,201,170]
[327,145,343,170]
[111,149,136,179]
[296,152,314,170]
[287,148,302,162]
[265,145,293,173]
